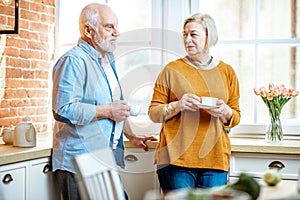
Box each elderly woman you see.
[148,13,241,193]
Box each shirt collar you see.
[77,38,101,61]
[77,38,115,64]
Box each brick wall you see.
[0,0,55,134]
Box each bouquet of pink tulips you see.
[253,83,299,143]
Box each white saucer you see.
[196,103,219,109]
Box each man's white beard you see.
[94,31,116,53]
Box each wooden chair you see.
[72,148,126,200]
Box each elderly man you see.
[52,3,156,200]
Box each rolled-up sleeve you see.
[52,56,96,125]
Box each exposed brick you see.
[0,108,11,118]
[30,2,48,13]
[31,60,50,70]
[7,16,16,27]
[6,67,22,78]
[5,79,23,88]
[21,9,40,21]
[40,51,50,61]
[0,118,19,127]
[40,32,51,42]
[0,107,18,118]
[0,0,55,133]
[28,40,47,51]
[39,0,55,6]
[4,47,20,57]
[20,1,30,9]
[22,70,35,79]
[19,18,29,30]
[41,13,54,24]
[0,99,11,108]
[4,89,28,98]
[35,69,49,79]
[20,49,40,59]
[0,4,13,15]
[0,15,6,25]
[29,21,49,33]
[22,79,48,88]
[31,98,50,106]
[19,29,39,40]
[27,89,48,98]
[6,37,27,49]
[10,99,31,107]
[8,58,31,69]
[36,107,48,114]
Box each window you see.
[56,0,300,136]
[197,0,300,135]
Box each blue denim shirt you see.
[52,39,125,173]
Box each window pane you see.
[258,0,298,39]
[257,45,300,120]
[108,0,151,32]
[213,44,255,124]
[197,0,300,129]
[58,0,106,45]
[198,0,255,40]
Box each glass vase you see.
[265,116,283,144]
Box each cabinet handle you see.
[125,154,138,162]
[2,174,13,184]
[268,160,285,169]
[43,164,52,174]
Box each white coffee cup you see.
[129,105,141,116]
[201,96,218,106]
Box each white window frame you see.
[54,0,300,138]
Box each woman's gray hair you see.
[79,3,104,36]
[183,13,218,50]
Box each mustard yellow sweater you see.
[148,58,241,172]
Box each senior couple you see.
[52,3,240,200]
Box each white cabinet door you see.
[119,148,160,200]
[28,157,60,200]
[0,162,27,200]
[230,152,300,181]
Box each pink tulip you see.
[292,90,299,97]
[267,93,274,100]
[253,88,260,95]
[269,83,275,91]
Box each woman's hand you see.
[205,99,232,124]
[178,93,200,112]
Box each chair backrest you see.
[73,148,126,200]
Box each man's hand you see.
[110,100,130,122]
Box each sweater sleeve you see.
[148,67,171,123]
[223,64,241,128]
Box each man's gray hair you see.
[79,3,105,35]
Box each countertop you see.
[0,133,53,165]
[124,136,300,155]
[1,134,300,166]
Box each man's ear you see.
[84,25,93,38]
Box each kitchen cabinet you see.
[119,148,160,200]
[229,152,300,182]
[0,157,59,200]
[28,157,59,200]
[0,161,26,200]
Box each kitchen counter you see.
[0,133,53,165]
[125,136,300,155]
[1,134,300,166]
